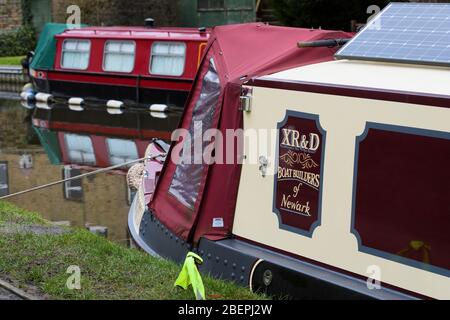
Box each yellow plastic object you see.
[175,252,206,300]
[397,240,431,264]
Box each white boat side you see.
[233,59,450,299]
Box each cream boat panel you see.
[260,60,450,97]
[233,86,450,299]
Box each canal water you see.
[0,92,180,246]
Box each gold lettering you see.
[280,194,311,216]
[277,167,320,188]
[309,133,320,151]
[292,130,300,148]
[281,129,291,146]
[280,128,321,152]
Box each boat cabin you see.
[29,24,209,108]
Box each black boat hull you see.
[32,77,189,109]
[129,202,416,300]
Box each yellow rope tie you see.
[175,252,206,300]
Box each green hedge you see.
[0,26,36,57]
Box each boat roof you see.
[55,26,210,41]
[149,23,353,243]
[257,59,450,97]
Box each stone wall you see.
[51,0,178,27]
[0,0,23,30]
[0,102,33,150]
[2,151,132,245]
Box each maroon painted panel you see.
[274,111,324,235]
[251,78,450,109]
[353,124,450,275]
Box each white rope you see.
[0,154,165,201]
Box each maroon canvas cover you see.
[150,23,352,243]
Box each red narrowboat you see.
[27,23,209,109]
[129,3,450,300]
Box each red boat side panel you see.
[135,141,150,157]
[91,135,109,166]
[353,125,450,274]
[49,121,171,139]
[58,132,68,163]
[47,72,192,92]
[53,36,207,81]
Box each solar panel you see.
[336,3,450,67]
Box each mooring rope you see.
[0,154,165,201]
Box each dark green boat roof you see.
[30,23,87,70]
[32,126,62,165]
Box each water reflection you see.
[0,97,180,246]
[0,82,23,94]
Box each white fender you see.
[150,111,168,119]
[68,97,84,105]
[149,104,168,112]
[35,92,53,103]
[106,100,124,109]
[68,105,84,112]
[107,108,124,115]
[35,102,51,110]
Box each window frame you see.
[102,40,136,74]
[62,166,84,202]
[197,0,225,11]
[105,138,139,167]
[0,161,9,197]
[64,134,97,166]
[61,39,91,70]
[150,41,187,77]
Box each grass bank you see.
[0,56,25,66]
[0,201,265,300]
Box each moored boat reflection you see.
[0,98,179,246]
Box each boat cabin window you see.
[103,41,136,73]
[198,0,225,10]
[168,58,221,209]
[0,162,8,197]
[150,42,186,76]
[61,39,91,70]
[62,166,83,201]
[106,138,138,167]
[64,134,96,166]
